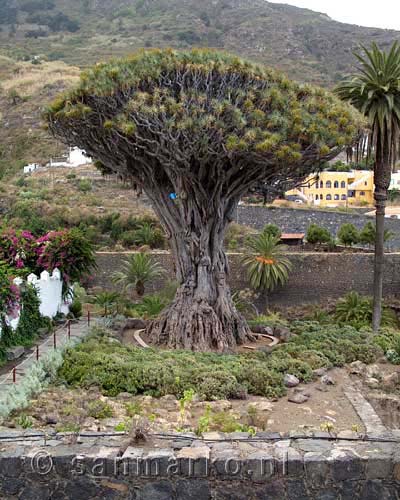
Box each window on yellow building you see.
[320,181,324,188]
[341,181,346,188]
[315,195,319,200]
[326,181,332,188]
[341,195,347,200]
[334,194,339,200]
[320,194,323,200]
[360,191,365,196]
[326,194,332,200]
[334,181,339,188]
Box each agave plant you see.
[112,252,165,297]
[242,233,292,300]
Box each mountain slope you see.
[1,0,400,85]
[0,56,80,178]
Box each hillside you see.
[0,56,80,178]
[1,0,400,180]
[1,0,400,86]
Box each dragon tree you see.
[45,49,363,352]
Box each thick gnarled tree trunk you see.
[145,188,252,352]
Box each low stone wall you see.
[94,252,400,306]
[237,205,400,251]
[1,430,400,499]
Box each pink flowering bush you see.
[0,262,20,319]
[0,228,96,289]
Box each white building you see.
[47,147,92,168]
[23,163,40,174]
[389,171,400,191]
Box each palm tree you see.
[93,291,120,316]
[112,252,165,298]
[242,233,292,308]
[335,42,400,331]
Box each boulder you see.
[313,368,327,377]
[273,326,291,342]
[349,361,367,376]
[251,325,274,335]
[382,372,400,389]
[6,346,25,361]
[321,375,335,386]
[288,393,309,404]
[284,374,300,388]
[45,415,58,425]
[365,364,381,379]
[247,401,274,412]
[122,318,147,330]
[365,377,380,389]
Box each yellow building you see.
[286,170,374,207]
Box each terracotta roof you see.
[280,233,305,239]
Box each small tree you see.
[46,49,362,351]
[261,224,281,239]
[93,291,120,316]
[359,221,394,249]
[337,223,359,247]
[306,224,332,246]
[112,252,165,298]
[243,233,292,308]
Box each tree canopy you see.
[46,49,363,196]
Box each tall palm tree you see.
[242,233,292,308]
[335,42,400,331]
[112,252,165,298]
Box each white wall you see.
[69,147,91,166]
[0,270,71,338]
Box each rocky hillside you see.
[1,0,400,86]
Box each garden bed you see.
[4,319,398,437]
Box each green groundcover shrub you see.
[58,323,382,400]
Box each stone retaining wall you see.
[94,252,400,306]
[1,430,400,499]
[237,205,400,250]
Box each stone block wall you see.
[1,431,400,499]
[94,252,400,306]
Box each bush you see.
[335,291,397,329]
[261,224,281,239]
[58,321,382,400]
[306,224,332,245]
[77,179,92,193]
[337,223,359,246]
[69,300,82,319]
[87,400,113,419]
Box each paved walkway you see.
[0,319,89,388]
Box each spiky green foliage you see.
[93,291,121,316]
[335,292,397,329]
[335,42,400,331]
[243,233,292,292]
[46,49,362,192]
[335,42,400,172]
[112,252,165,297]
